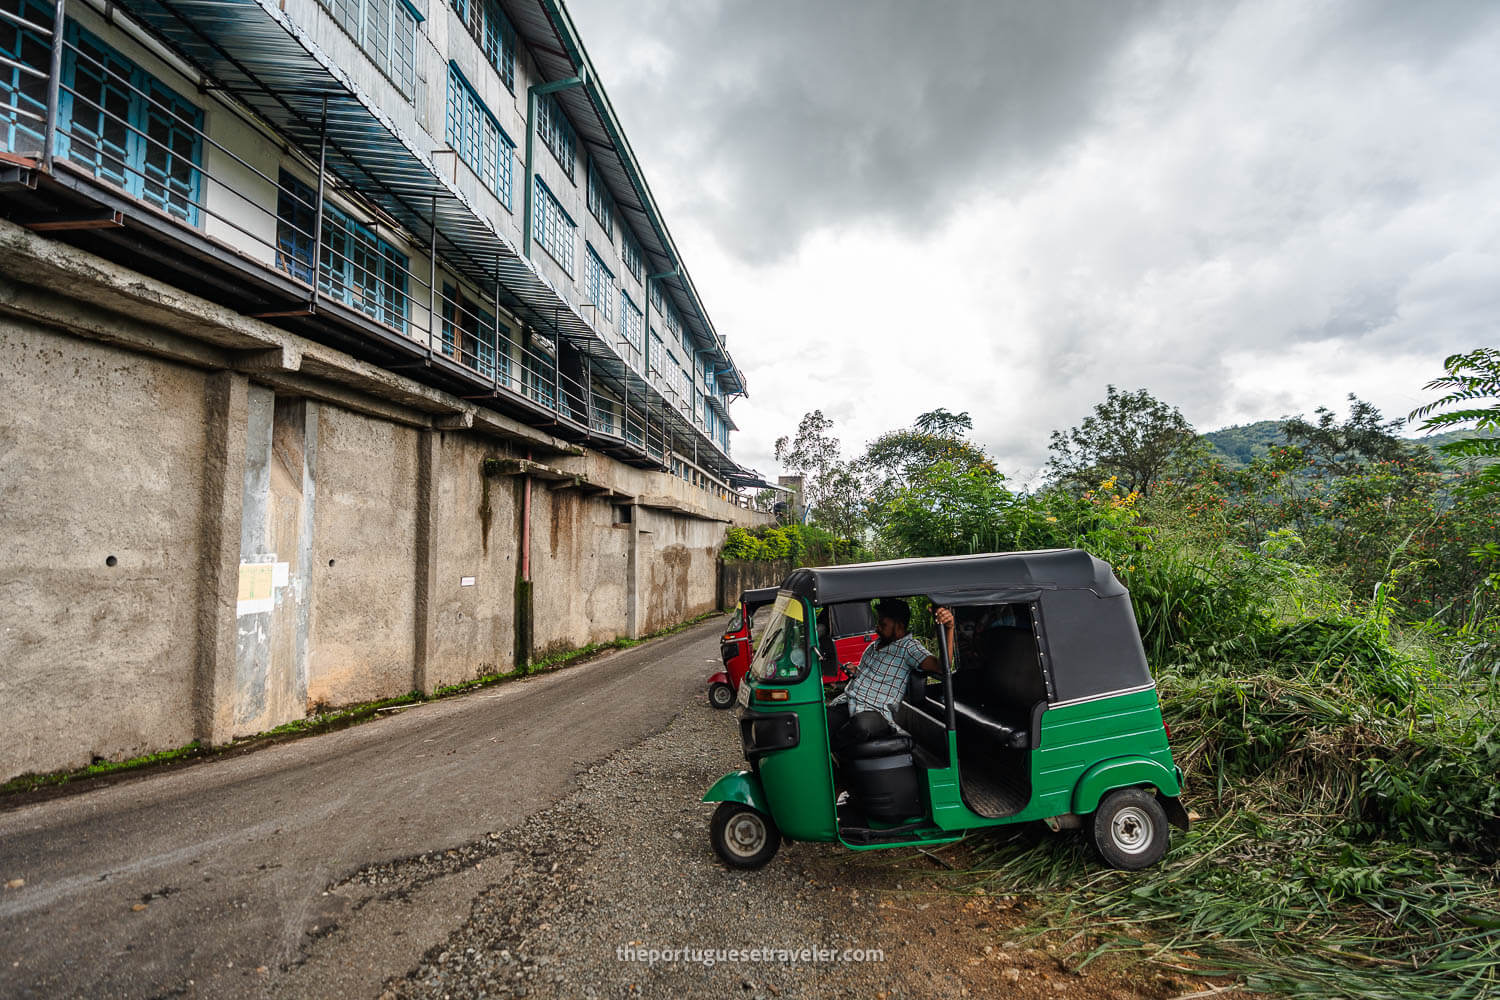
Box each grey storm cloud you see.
[568,0,1500,479]
[572,0,1499,265]
[574,0,1164,260]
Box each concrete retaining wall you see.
[0,320,209,777]
[0,228,770,782]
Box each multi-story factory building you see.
[0,0,764,780]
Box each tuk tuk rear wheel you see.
[710,802,780,869]
[708,682,736,710]
[1092,788,1169,870]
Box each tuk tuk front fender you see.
[707,671,730,686]
[703,770,769,814]
[1072,756,1182,816]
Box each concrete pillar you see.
[624,502,643,639]
[233,385,276,731]
[412,429,439,695]
[194,371,249,746]
[294,402,318,707]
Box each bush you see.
[721,524,826,564]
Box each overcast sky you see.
[567,0,1500,486]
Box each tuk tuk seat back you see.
[953,702,1028,750]
[839,733,913,760]
[950,623,1049,749]
[893,695,950,767]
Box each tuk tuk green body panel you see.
[702,770,769,813]
[1037,688,1179,814]
[752,677,840,844]
[1071,756,1182,816]
[923,688,1178,831]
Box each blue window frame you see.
[619,290,643,353]
[56,22,202,224]
[445,63,514,208]
[320,203,409,331]
[620,228,643,284]
[532,175,575,272]
[587,159,614,237]
[585,243,613,324]
[275,170,410,332]
[481,0,514,92]
[524,347,555,409]
[452,0,513,92]
[442,280,511,382]
[275,170,317,283]
[1,0,51,154]
[536,93,575,181]
[323,0,417,99]
[649,331,665,376]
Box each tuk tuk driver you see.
[827,599,955,751]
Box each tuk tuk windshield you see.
[749,594,811,683]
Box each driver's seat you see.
[838,732,920,822]
[839,733,912,759]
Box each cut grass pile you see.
[922,614,1500,999]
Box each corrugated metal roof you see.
[513,0,746,395]
[111,0,744,473]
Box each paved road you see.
[0,619,728,999]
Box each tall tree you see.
[863,408,994,510]
[1410,347,1500,589]
[774,409,842,517]
[774,410,867,555]
[1283,394,1433,478]
[1046,386,1197,496]
[913,407,973,437]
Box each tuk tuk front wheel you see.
[1092,788,1169,870]
[710,802,780,869]
[708,682,736,710]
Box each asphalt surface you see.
[0,618,728,999]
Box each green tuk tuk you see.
[703,550,1189,870]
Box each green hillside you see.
[1203,420,1496,468]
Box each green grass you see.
[906,603,1500,1000]
[0,742,209,795]
[929,807,1499,999]
[1,609,726,798]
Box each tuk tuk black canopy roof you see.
[781,550,1125,606]
[781,550,1152,704]
[740,586,781,615]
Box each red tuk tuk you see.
[709,587,877,709]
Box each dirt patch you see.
[380,698,1253,1000]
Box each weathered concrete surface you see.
[0,320,208,776]
[0,224,771,782]
[306,406,421,708]
[530,485,632,655]
[196,372,251,745]
[427,433,519,690]
[0,620,729,1000]
[638,507,722,635]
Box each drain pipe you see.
[522,449,532,582]
[515,448,535,670]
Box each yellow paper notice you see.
[237,562,274,615]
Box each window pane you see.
[62,29,132,190]
[275,171,317,282]
[1,0,52,154]
[139,80,201,222]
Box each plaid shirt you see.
[837,635,931,723]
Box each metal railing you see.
[0,0,757,476]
